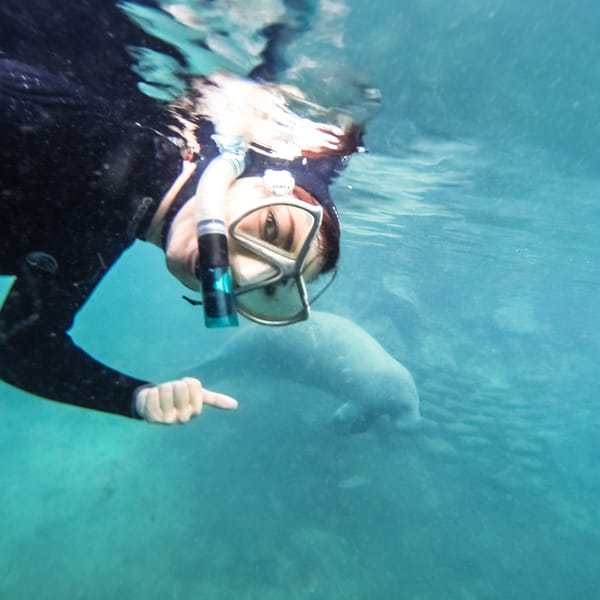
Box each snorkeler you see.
[0,4,363,424]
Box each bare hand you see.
[134,377,238,424]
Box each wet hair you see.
[294,186,339,274]
[289,124,364,273]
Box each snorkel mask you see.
[193,139,327,327]
[229,169,324,326]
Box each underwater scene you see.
[1,0,599,598]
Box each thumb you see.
[202,388,238,410]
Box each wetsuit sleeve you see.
[0,256,147,419]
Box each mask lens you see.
[230,253,279,288]
[231,204,317,258]
[235,278,308,324]
[229,197,323,325]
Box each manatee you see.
[188,311,421,434]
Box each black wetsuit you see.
[0,58,193,416]
[0,1,349,418]
[0,1,218,417]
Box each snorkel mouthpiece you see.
[194,137,246,327]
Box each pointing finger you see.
[202,389,238,410]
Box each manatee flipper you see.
[328,401,379,434]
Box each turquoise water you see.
[2,1,600,598]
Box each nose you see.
[230,253,278,287]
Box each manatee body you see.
[191,311,421,433]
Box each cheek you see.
[165,250,182,275]
[164,222,200,288]
[166,217,193,261]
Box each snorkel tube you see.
[194,135,246,327]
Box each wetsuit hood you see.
[160,147,345,251]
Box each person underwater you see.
[0,59,364,424]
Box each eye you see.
[264,211,278,244]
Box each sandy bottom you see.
[1,366,598,600]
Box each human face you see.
[164,176,324,297]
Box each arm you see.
[0,268,146,417]
[0,259,238,422]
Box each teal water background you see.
[1,1,600,598]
